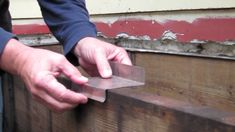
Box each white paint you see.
[10,0,42,18]
[9,0,235,19]
[12,19,45,25]
[161,30,178,41]
[12,9,235,26]
[87,0,235,15]
[90,9,235,24]
[116,33,151,41]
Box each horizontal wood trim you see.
[12,18,235,42]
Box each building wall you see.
[9,0,235,18]
[9,0,235,42]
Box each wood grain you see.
[3,45,235,132]
[134,53,235,112]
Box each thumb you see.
[95,51,112,78]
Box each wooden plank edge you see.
[107,87,235,130]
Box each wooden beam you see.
[3,45,235,131]
[134,53,235,113]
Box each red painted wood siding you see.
[13,18,235,42]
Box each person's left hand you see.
[73,37,132,78]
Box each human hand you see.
[74,37,132,78]
[0,39,88,113]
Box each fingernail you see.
[81,96,88,104]
[79,76,88,82]
[79,94,88,103]
[102,69,112,78]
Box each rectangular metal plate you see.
[71,61,145,102]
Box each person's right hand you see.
[0,39,88,113]
[74,37,132,78]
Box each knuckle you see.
[57,55,66,62]
[118,47,126,53]
[58,91,67,102]
[115,48,126,57]
[52,54,66,65]
[33,75,44,87]
[34,81,41,89]
[30,88,38,96]
[34,73,54,88]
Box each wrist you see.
[73,37,95,57]
[0,39,32,76]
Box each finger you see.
[32,90,77,113]
[108,48,132,66]
[118,51,132,66]
[38,74,88,104]
[59,60,88,84]
[94,49,112,78]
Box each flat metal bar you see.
[71,62,145,102]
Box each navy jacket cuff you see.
[0,28,15,55]
[63,24,97,65]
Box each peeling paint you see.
[13,24,50,35]
[114,36,235,60]
[116,33,151,40]
[90,9,235,24]
[95,18,235,42]
[12,17,235,42]
[17,34,235,60]
[18,34,58,46]
[161,30,179,41]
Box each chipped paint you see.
[14,18,235,42]
[116,33,151,41]
[161,30,179,41]
[13,24,50,35]
[11,13,235,60]
[90,9,235,24]
[95,18,235,42]
[18,34,57,46]
[16,34,235,60]
[114,36,235,60]
[12,15,235,42]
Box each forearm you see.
[0,39,32,75]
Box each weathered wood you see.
[3,45,235,131]
[6,83,235,132]
[2,73,15,132]
[48,86,235,132]
[109,88,235,131]
[13,76,31,132]
[11,76,51,132]
[28,91,52,132]
[134,53,235,112]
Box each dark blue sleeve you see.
[0,28,15,55]
[37,0,97,65]
[0,0,15,55]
